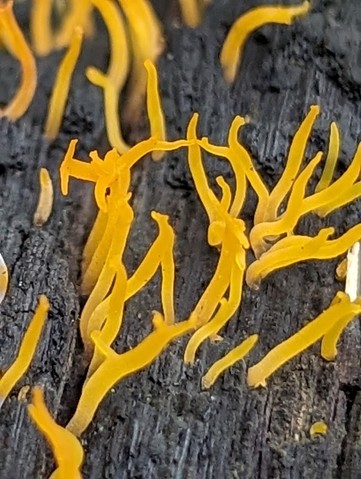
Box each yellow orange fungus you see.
[200,115,270,221]
[336,257,347,281]
[183,114,249,363]
[28,386,84,479]
[86,211,176,372]
[87,260,127,376]
[258,105,319,224]
[202,335,258,389]
[0,253,8,306]
[33,168,54,227]
[118,0,164,123]
[144,59,166,160]
[247,293,361,387]
[321,293,361,361]
[301,143,361,218]
[45,27,83,141]
[184,243,247,364]
[85,211,176,360]
[178,0,202,28]
[0,1,37,120]
[0,295,49,408]
[220,1,310,83]
[30,0,53,56]
[310,421,328,437]
[185,116,237,326]
[54,0,94,49]
[199,119,250,217]
[317,180,361,217]
[81,209,108,275]
[86,210,175,337]
[249,151,323,258]
[59,139,106,197]
[245,224,361,289]
[125,212,176,325]
[60,137,191,213]
[80,191,134,349]
[67,315,196,436]
[217,176,232,213]
[186,114,221,224]
[86,0,130,153]
[315,122,340,193]
[80,190,133,295]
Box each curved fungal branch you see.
[0,296,49,408]
[67,315,196,436]
[247,294,361,388]
[220,1,310,83]
[202,334,258,389]
[28,387,84,479]
[45,27,83,141]
[0,1,37,120]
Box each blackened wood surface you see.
[1,1,361,478]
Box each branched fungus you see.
[67,314,196,436]
[0,295,49,408]
[28,386,84,479]
[247,293,361,387]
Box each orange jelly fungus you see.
[246,224,361,290]
[220,1,310,83]
[83,209,176,361]
[178,0,202,28]
[247,293,361,388]
[321,292,361,361]
[183,114,249,364]
[45,27,84,141]
[144,59,166,160]
[79,191,134,349]
[315,122,340,193]
[28,387,84,479]
[87,212,176,374]
[30,0,53,56]
[202,334,258,389]
[198,120,249,217]
[33,168,54,227]
[87,260,127,376]
[117,0,164,122]
[59,135,190,306]
[86,0,130,154]
[301,143,361,218]
[0,253,8,306]
[255,105,319,225]
[125,212,176,323]
[247,107,361,256]
[67,314,196,436]
[54,0,94,50]
[310,421,328,437]
[60,137,191,213]
[0,1,37,120]
[85,211,176,359]
[249,150,323,258]
[0,295,49,408]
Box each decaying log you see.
[1,1,361,478]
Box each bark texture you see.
[1,1,361,478]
